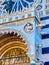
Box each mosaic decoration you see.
[0,0,34,13]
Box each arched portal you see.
[0,31,30,65]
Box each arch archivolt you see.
[0,40,27,57]
[0,27,31,65]
[0,36,26,48]
[0,41,26,50]
[0,28,27,43]
[0,29,28,59]
[0,46,27,58]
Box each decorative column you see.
[35,24,44,65]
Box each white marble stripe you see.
[42,54,49,62]
[41,39,49,48]
[42,28,49,34]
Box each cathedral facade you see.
[0,0,49,65]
